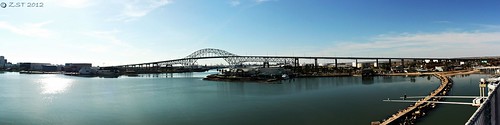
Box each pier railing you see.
[374,73,453,125]
[466,84,499,125]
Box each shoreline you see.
[203,74,284,83]
[203,70,480,83]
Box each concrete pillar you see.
[413,59,416,67]
[263,62,269,68]
[295,58,299,67]
[355,59,358,68]
[314,58,318,68]
[335,58,338,68]
[401,59,404,68]
[376,59,379,68]
[389,59,392,69]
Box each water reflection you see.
[362,77,374,85]
[137,73,196,78]
[37,75,73,94]
[211,76,429,97]
[214,77,404,95]
[410,77,416,83]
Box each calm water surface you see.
[0,71,485,125]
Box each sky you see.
[1,0,500,66]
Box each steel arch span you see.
[180,48,295,65]
[118,48,297,67]
[183,48,240,65]
[185,48,238,58]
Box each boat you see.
[77,67,121,78]
[282,74,289,79]
[78,67,98,77]
[96,67,121,78]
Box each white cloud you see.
[317,31,500,58]
[82,30,157,66]
[85,30,132,48]
[229,0,275,7]
[0,21,55,38]
[256,0,270,3]
[476,24,500,31]
[230,0,241,6]
[112,0,172,22]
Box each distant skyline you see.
[1,0,500,66]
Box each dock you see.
[373,70,478,125]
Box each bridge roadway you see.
[111,48,499,68]
[114,55,489,67]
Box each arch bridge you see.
[114,48,500,69]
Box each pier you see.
[373,70,478,125]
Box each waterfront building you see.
[18,62,51,71]
[42,65,59,72]
[64,63,92,72]
[258,67,290,76]
[336,63,353,68]
[375,62,391,69]
[220,67,259,77]
[0,56,5,69]
[352,61,374,68]
[219,67,290,77]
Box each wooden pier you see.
[373,70,477,125]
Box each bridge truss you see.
[118,48,297,68]
[114,48,499,68]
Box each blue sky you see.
[1,0,500,66]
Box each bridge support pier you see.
[314,58,318,69]
[375,59,379,68]
[263,62,270,68]
[389,59,392,69]
[294,58,299,67]
[401,59,405,68]
[155,64,159,72]
[335,59,338,68]
[355,59,358,68]
[413,59,417,67]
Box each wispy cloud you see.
[111,0,172,22]
[84,30,132,48]
[475,24,500,31]
[82,30,157,65]
[0,21,55,38]
[318,31,500,58]
[229,0,276,7]
[255,0,272,3]
[230,0,241,6]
